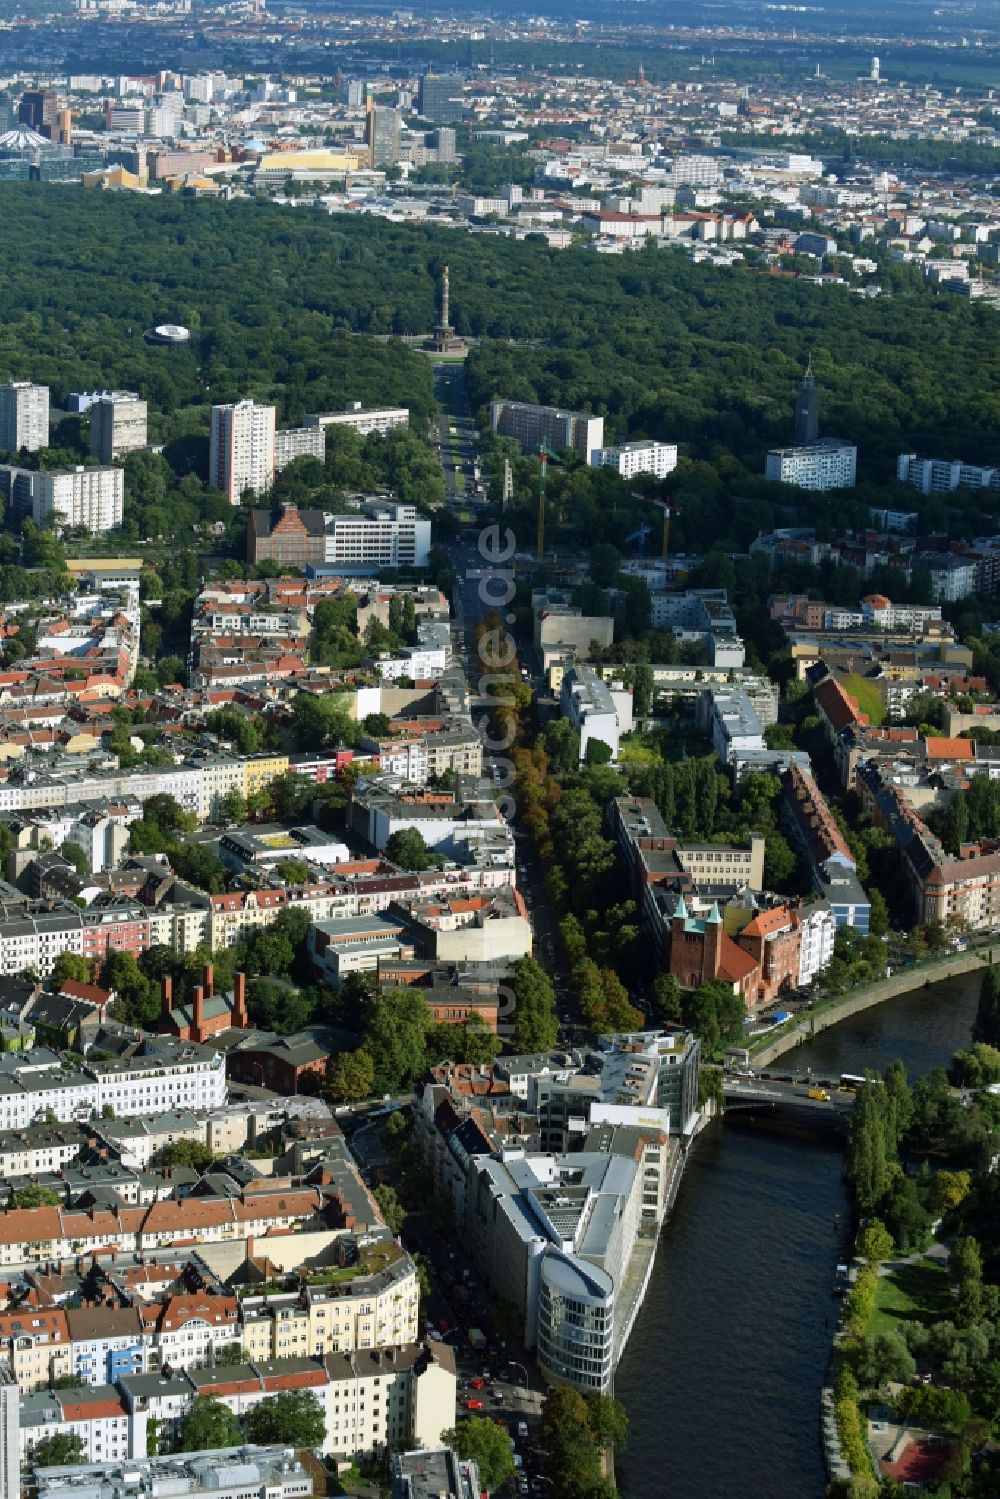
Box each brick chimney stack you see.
[203,962,214,998]
[234,971,249,1029]
[193,985,205,1042]
[161,975,173,1026]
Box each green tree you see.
[847,1080,891,1217]
[275,858,311,885]
[11,1184,62,1208]
[385,827,436,871]
[374,1183,406,1235]
[762,830,797,890]
[584,737,613,766]
[508,955,559,1052]
[51,951,92,986]
[540,1387,602,1497]
[212,1343,247,1367]
[859,1220,893,1264]
[244,1390,325,1449]
[217,788,248,824]
[882,1176,931,1252]
[542,718,580,774]
[855,1331,916,1390]
[174,1396,242,1453]
[868,888,890,938]
[30,1433,86,1467]
[362,989,431,1092]
[584,1392,629,1451]
[152,1139,216,1172]
[441,1417,516,1492]
[974,964,1000,1047]
[647,973,682,1026]
[326,1048,375,1102]
[58,842,90,879]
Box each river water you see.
[614,972,980,1499]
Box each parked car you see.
[465,1399,484,1411]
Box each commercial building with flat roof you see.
[33,1448,311,1499]
[392,1447,480,1499]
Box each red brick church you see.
[159,965,252,1043]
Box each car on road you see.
[517,1422,529,1440]
[465,1399,484,1411]
[470,1378,486,1390]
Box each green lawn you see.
[841,673,886,727]
[870,1258,953,1335]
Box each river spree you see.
[615,972,981,1499]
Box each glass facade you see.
[536,1251,615,1393]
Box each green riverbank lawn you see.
[870,1258,952,1337]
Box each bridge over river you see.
[722,1075,856,1124]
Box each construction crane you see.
[536,438,561,561]
[629,494,678,560]
[657,500,677,561]
[624,522,652,556]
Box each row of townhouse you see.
[18,1341,456,1466]
[0,1183,338,1271]
[0,850,521,977]
[0,1039,226,1132]
[0,903,150,979]
[0,750,343,824]
[4,1269,416,1394]
[0,1296,238,1393]
[151,861,517,956]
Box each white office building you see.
[765,439,857,491]
[305,404,409,438]
[31,466,124,534]
[210,401,276,505]
[90,394,147,463]
[324,502,431,570]
[0,382,49,454]
[590,440,678,479]
[560,664,622,763]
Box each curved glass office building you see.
[536,1249,615,1393]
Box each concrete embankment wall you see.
[753,951,985,1068]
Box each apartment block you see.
[765,439,857,491]
[589,440,678,479]
[897,451,1000,495]
[0,381,48,453]
[90,395,147,462]
[24,465,125,533]
[490,399,604,463]
[858,759,1000,930]
[304,404,409,438]
[274,426,326,471]
[210,401,276,505]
